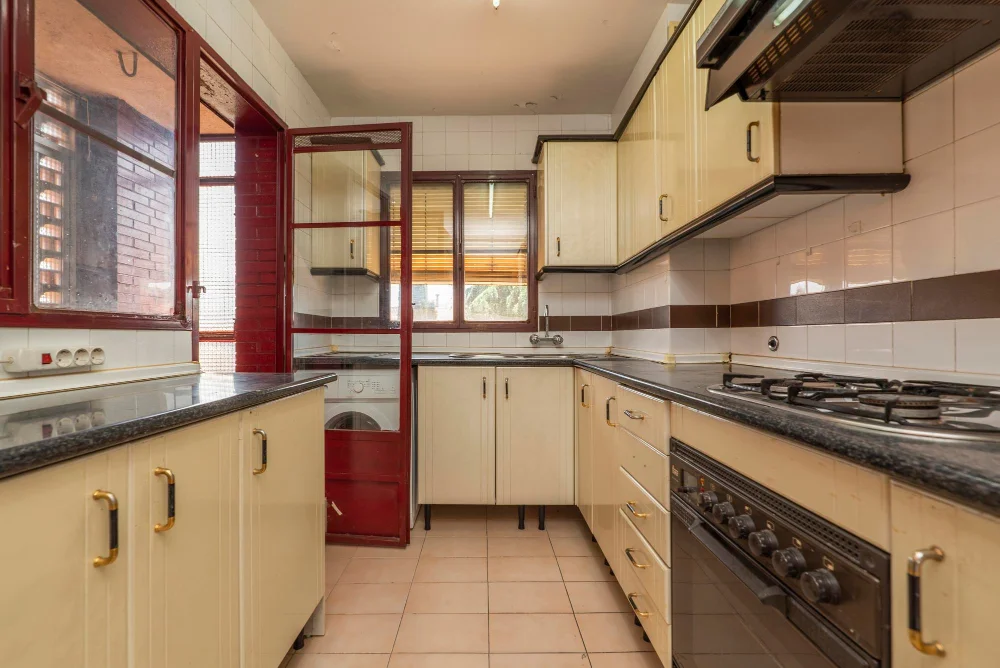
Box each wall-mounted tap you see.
[530,305,564,346]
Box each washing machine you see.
[323,369,400,431]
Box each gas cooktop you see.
[709,372,1000,440]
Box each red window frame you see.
[405,170,538,333]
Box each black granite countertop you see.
[0,372,338,481]
[294,352,611,368]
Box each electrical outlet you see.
[1,347,106,373]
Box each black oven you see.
[669,439,890,668]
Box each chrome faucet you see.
[530,305,564,346]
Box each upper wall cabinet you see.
[537,141,618,270]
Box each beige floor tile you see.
[576,613,653,653]
[404,582,489,613]
[414,557,488,583]
[326,545,359,560]
[487,536,554,557]
[488,582,573,613]
[326,558,351,588]
[488,613,585,653]
[427,517,488,536]
[489,654,590,668]
[388,655,488,668]
[589,653,664,668]
[550,535,602,558]
[353,538,424,560]
[325,583,410,614]
[565,581,631,613]
[393,613,489,653]
[486,519,544,536]
[433,505,489,519]
[558,556,616,582]
[544,519,591,538]
[487,505,537,520]
[338,559,418,584]
[288,654,389,668]
[488,557,563,582]
[421,536,488,558]
[302,615,400,654]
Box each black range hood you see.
[697,0,1000,109]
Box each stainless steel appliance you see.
[670,439,890,667]
[695,0,1000,109]
[711,372,1000,440]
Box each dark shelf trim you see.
[309,268,380,281]
[536,265,617,280]
[531,133,616,164]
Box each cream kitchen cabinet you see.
[590,372,619,555]
[890,482,1000,667]
[496,367,575,505]
[537,141,618,269]
[575,368,595,528]
[617,82,660,263]
[417,366,497,505]
[310,150,383,276]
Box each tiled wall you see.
[725,45,1000,377]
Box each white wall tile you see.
[776,251,808,297]
[562,292,587,315]
[137,331,176,366]
[704,271,731,305]
[492,332,515,348]
[775,214,807,255]
[704,239,730,270]
[892,211,955,282]
[490,155,514,170]
[422,333,446,348]
[492,131,515,154]
[892,144,954,224]
[903,76,954,161]
[954,122,1000,207]
[806,199,845,247]
[562,275,588,292]
[446,116,469,131]
[955,196,1000,274]
[748,226,777,264]
[846,323,893,367]
[423,116,447,132]
[423,132,446,155]
[174,331,193,363]
[540,294,563,316]
[585,274,610,293]
[668,240,704,270]
[956,318,1000,375]
[671,329,705,354]
[775,326,808,359]
[586,331,612,348]
[807,325,846,362]
[954,46,1000,139]
[585,293,611,316]
[469,154,491,170]
[469,131,492,155]
[844,194,892,235]
[468,116,492,131]
[446,131,469,155]
[704,328,731,353]
[668,271,705,305]
[893,321,955,371]
[468,332,493,348]
[89,330,138,370]
[845,227,892,288]
[445,155,469,171]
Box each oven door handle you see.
[687,517,787,612]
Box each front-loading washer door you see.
[326,411,381,431]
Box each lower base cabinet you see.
[0,389,326,668]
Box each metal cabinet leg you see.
[517,505,526,530]
[538,505,546,530]
[424,504,431,531]
[634,616,641,627]
[293,630,305,650]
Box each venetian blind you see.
[389,182,454,285]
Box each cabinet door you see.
[311,226,365,270]
[0,449,130,668]
[658,33,695,236]
[536,144,548,271]
[311,151,366,269]
[496,367,575,505]
[618,85,659,262]
[590,373,619,554]
[243,390,326,668]
[890,483,1000,667]
[131,415,240,668]
[417,366,496,505]
[544,142,617,266]
[576,369,594,529]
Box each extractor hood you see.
[696,0,1000,109]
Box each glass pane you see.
[198,185,235,332]
[390,182,455,323]
[292,229,398,330]
[36,0,178,167]
[199,341,235,373]
[200,140,236,178]
[463,182,529,322]
[293,150,400,223]
[293,334,401,433]
[33,113,175,314]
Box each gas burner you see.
[857,393,942,421]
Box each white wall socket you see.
[2,347,106,373]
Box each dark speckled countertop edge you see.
[0,373,339,482]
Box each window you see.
[30,0,179,315]
[198,139,236,372]
[389,172,536,331]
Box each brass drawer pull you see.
[627,592,650,618]
[92,490,119,567]
[626,501,650,519]
[658,194,669,222]
[153,467,175,532]
[483,376,487,399]
[349,239,355,260]
[253,428,268,475]
[907,546,946,657]
[625,547,649,569]
[556,236,561,257]
[605,397,618,427]
[580,383,590,407]
[746,121,761,163]
[623,409,645,421]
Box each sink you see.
[448,353,525,359]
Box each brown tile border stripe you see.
[730,269,1000,327]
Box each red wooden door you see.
[285,124,412,547]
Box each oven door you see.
[670,500,873,668]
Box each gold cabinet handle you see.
[483,376,487,399]
[252,428,268,475]
[92,490,119,567]
[605,397,618,427]
[580,383,590,408]
[349,239,355,259]
[658,194,669,222]
[623,409,645,421]
[624,547,650,569]
[556,236,561,257]
[505,377,509,400]
[153,467,175,532]
[746,121,761,163]
[627,592,650,618]
[907,546,946,657]
[626,501,650,519]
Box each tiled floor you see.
[286,505,664,668]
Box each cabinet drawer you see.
[616,467,670,566]
[619,509,670,620]
[619,428,669,507]
[620,553,671,665]
[617,385,668,453]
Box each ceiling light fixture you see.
[493,0,500,8]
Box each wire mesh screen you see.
[200,140,236,178]
[198,185,235,332]
[199,341,235,373]
[294,130,402,148]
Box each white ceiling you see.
[252,0,669,117]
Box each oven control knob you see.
[772,547,807,578]
[728,514,756,540]
[712,502,736,525]
[698,491,718,510]
[677,486,698,495]
[748,530,779,557]
[801,569,842,605]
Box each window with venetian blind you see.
[389,174,535,330]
